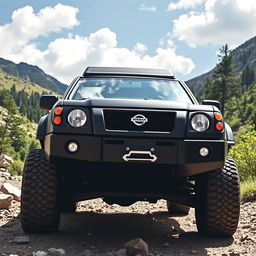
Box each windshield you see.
[68,77,192,103]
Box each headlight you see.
[68,109,87,127]
[191,114,210,132]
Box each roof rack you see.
[83,67,175,79]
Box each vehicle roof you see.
[83,67,175,79]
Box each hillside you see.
[0,58,67,94]
[0,72,54,122]
[186,36,256,97]
[0,72,52,95]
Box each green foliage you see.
[241,65,255,91]
[0,90,27,156]
[203,46,256,131]
[240,179,256,202]
[0,90,41,176]
[205,45,241,116]
[9,159,24,176]
[10,85,48,122]
[229,127,256,181]
[230,126,256,202]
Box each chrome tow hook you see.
[122,150,157,162]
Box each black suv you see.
[21,67,240,236]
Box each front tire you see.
[195,157,240,237]
[21,149,60,233]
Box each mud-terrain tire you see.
[21,149,60,233]
[195,156,240,237]
[167,201,190,214]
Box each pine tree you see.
[241,65,255,91]
[205,45,241,115]
[0,90,26,155]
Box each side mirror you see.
[39,95,58,110]
[202,100,221,110]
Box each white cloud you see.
[0,4,79,60]
[38,28,195,83]
[139,4,157,12]
[172,0,256,47]
[133,42,148,56]
[0,5,195,84]
[168,0,206,11]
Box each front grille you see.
[103,110,176,132]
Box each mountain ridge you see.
[0,58,67,94]
[186,36,256,97]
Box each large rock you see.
[0,193,13,209]
[0,159,11,168]
[0,155,14,168]
[0,154,14,164]
[0,171,10,179]
[125,238,149,256]
[0,183,21,201]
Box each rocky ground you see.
[0,178,256,256]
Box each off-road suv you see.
[21,67,240,236]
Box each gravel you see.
[0,179,256,256]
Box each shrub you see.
[240,179,256,202]
[230,127,256,181]
[9,159,24,176]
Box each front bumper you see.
[45,133,227,177]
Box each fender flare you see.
[225,122,235,146]
[36,115,48,142]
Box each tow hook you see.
[122,150,157,162]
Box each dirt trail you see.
[0,179,256,256]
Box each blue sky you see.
[0,0,255,84]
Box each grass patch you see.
[241,179,256,202]
[0,72,52,94]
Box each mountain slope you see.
[0,58,67,94]
[0,72,52,95]
[186,36,256,97]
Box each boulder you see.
[125,238,149,256]
[0,171,10,178]
[0,159,11,168]
[0,183,21,201]
[0,154,14,165]
[0,193,13,209]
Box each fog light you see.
[199,147,209,157]
[68,142,78,153]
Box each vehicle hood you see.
[60,98,214,112]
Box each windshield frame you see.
[64,75,198,104]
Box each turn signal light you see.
[54,107,63,115]
[215,122,223,131]
[53,116,62,125]
[214,113,222,121]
